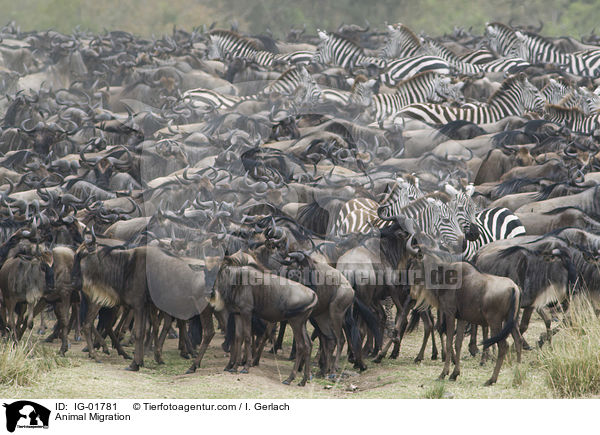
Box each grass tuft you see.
[0,333,72,387]
[422,381,446,399]
[512,364,527,388]
[538,295,600,398]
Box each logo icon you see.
[3,401,50,432]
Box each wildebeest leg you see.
[252,322,275,367]
[5,299,18,341]
[284,317,312,386]
[450,319,466,381]
[186,308,215,374]
[439,313,455,380]
[269,321,287,354]
[55,295,70,356]
[126,307,145,371]
[313,315,335,376]
[485,323,508,386]
[480,326,490,365]
[155,314,173,365]
[519,306,534,350]
[38,309,47,335]
[115,308,133,344]
[239,312,253,374]
[225,314,242,373]
[427,309,438,360]
[82,302,103,362]
[91,325,110,354]
[468,324,478,356]
[537,308,553,347]
[178,319,196,358]
[329,305,346,373]
[511,325,523,363]
[374,296,412,362]
[415,311,433,364]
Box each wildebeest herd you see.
[0,20,599,388]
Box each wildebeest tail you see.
[482,287,518,349]
[353,297,382,351]
[406,309,420,334]
[284,291,318,318]
[344,305,363,359]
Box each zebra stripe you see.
[543,105,600,135]
[398,73,544,125]
[313,30,386,70]
[379,55,452,86]
[462,208,526,261]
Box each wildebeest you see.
[407,247,522,385]
[210,252,317,385]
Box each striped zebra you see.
[380,23,422,59]
[183,66,321,110]
[397,72,545,125]
[319,72,465,121]
[457,49,531,73]
[206,30,313,68]
[541,80,600,116]
[420,39,481,76]
[335,194,464,252]
[333,176,423,235]
[313,30,387,70]
[543,105,600,135]
[371,72,465,121]
[485,22,600,77]
[379,55,452,86]
[445,184,526,261]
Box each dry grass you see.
[539,294,600,398]
[0,332,73,387]
[0,314,557,399]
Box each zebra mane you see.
[394,71,441,89]
[544,103,588,117]
[388,23,422,50]
[322,31,365,52]
[209,29,261,51]
[402,191,451,210]
[486,72,527,104]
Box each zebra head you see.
[207,34,223,60]
[519,74,546,114]
[381,23,421,59]
[312,30,330,64]
[425,198,466,254]
[377,176,424,220]
[297,66,322,108]
[445,183,480,242]
[347,76,377,110]
[435,76,465,104]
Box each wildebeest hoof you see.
[185,366,196,374]
[282,378,291,385]
[226,368,237,374]
[390,352,399,359]
[431,352,438,361]
[468,346,479,357]
[74,335,82,342]
[45,336,54,343]
[484,379,496,386]
[82,346,89,352]
[240,368,249,374]
[449,372,459,381]
[297,379,307,386]
[180,352,190,359]
[121,353,132,360]
[372,355,383,364]
[125,364,139,371]
[414,357,423,364]
[522,340,532,351]
[102,349,110,355]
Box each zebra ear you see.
[346,77,355,87]
[318,30,329,41]
[466,183,475,197]
[444,184,459,198]
[387,25,395,32]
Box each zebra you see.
[206,30,313,68]
[458,49,531,73]
[485,22,600,77]
[370,72,465,121]
[543,105,600,135]
[397,72,545,125]
[380,23,422,59]
[313,30,386,70]
[445,184,526,261]
[379,55,452,87]
[333,176,423,235]
[183,66,321,110]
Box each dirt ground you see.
[0,316,554,399]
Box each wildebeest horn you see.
[405,234,419,256]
